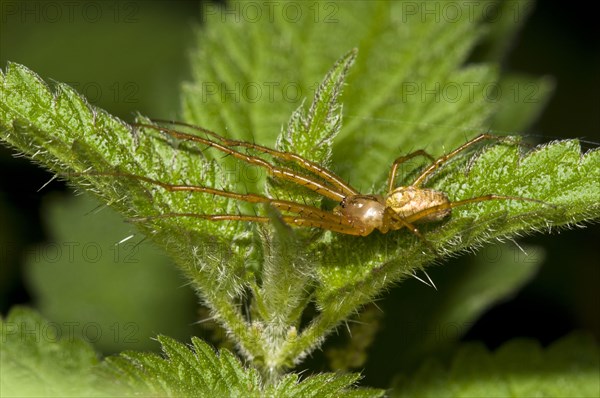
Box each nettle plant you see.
[1,2,599,397]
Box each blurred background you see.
[1,0,598,386]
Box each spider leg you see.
[132,122,352,201]
[129,212,368,236]
[77,170,368,234]
[382,209,439,254]
[402,194,551,225]
[149,119,360,197]
[387,150,435,192]
[77,171,347,224]
[411,133,502,187]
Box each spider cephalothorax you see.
[334,195,385,235]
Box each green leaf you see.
[184,1,507,189]
[24,193,196,353]
[489,73,556,132]
[2,308,377,397]
[269,48,357,204]
[278,48,356,164]
[361,242,545,383]
[100,335,384,397]
[0,306,100,397]
[390,332,600,397]
[0,61,253,362]
[2,0,599,377]
[312,138,599,312]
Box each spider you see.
[98,120,545,242]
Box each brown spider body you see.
[334,188,450,236]
[90,121,546,242]
[334,194,385,235]
[386,187,451,224]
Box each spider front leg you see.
[411,133,501,187]
[132,122,354,201]
[386,133,502,193]
[387,150,435,192]
[394,133,552,230]
[144,120,360,197]
[381,208,441,255]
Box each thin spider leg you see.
[148,119,359,196]
[387,150,435,193]
[131,123,345,202]
[402,194,551,225]
[129,212,367,236]
[384,210,438,254]
[129,213,273,223]
[134,121,356,200]
[75,171,346,223]
[411,133,501,187]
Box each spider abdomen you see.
[386,186,450,223]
